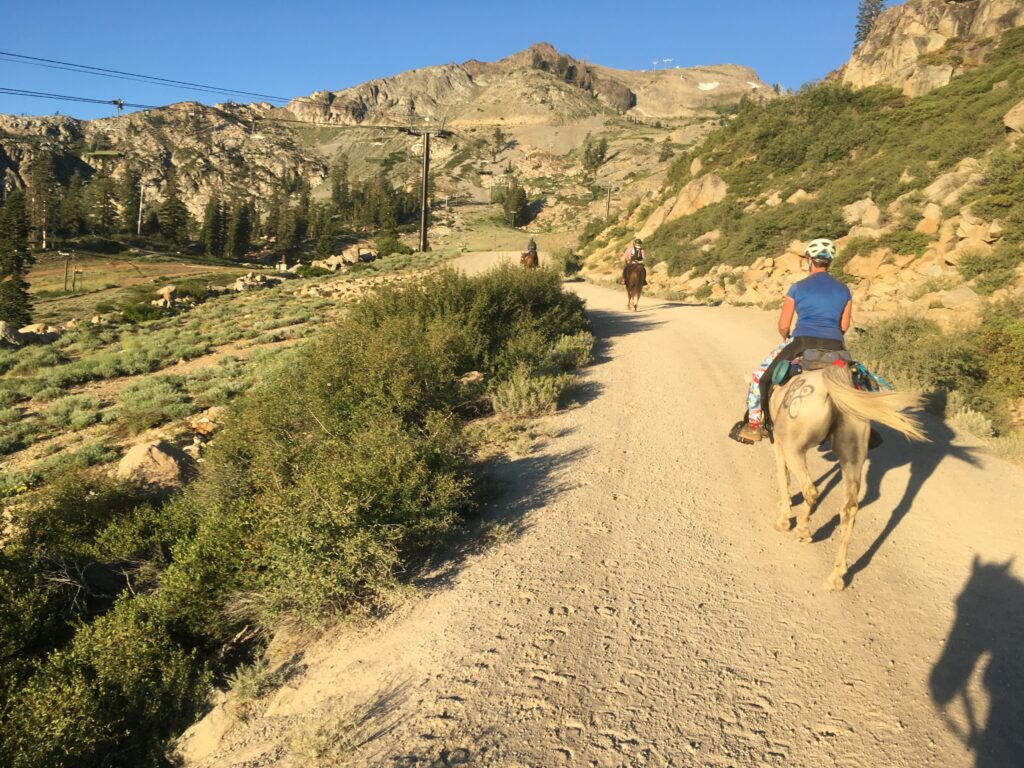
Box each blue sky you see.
[1,1,898,119]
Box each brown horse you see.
[769,365,926,590]
[521,251,539,269]
[624,262,645,311]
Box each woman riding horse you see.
[730,238,852,444]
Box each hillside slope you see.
[844,0,1024,96]
[0,44,772,227]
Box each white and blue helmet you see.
[805,238,836,262]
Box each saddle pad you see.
[800,348,853,370]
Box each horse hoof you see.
[826,572,847,591]
[795,527,812,543]
[773,518,792,532]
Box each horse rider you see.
[622,238,646,284]
[526,237,538,255]
[729,237,853,444]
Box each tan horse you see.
[624,262,645,311]
[521,251,539,269]
[769,365,926,590]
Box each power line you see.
[0,49,291,103]
[0,87,156,110]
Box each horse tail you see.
[822,366,928,441]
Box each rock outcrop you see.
[116,440,195,489]
[844,0,1024,96]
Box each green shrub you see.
[2,597,209,768]
[958,243,1021,294]
[880,229,932,256]
[375,232,413,257]
[0,267,591,764]
[545,332,594,371]
[850,299,1024,433]
[40,395,101,431]
[492,362,577,417]
[294,264,331,278]
[115,376,194,434]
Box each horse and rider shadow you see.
[929,556,1024,767]
[803,415,980,581]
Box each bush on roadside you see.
[115,376,194,434]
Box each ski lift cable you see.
[0,49,291,103]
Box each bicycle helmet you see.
[805,238,836,263]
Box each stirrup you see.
[728,420,757,445]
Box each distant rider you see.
[622,238,646,285]
[526,237,538,254]
[729,238,853,444]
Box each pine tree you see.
[202,191,226,257]
[225,201,252,260]
[58,172,86,237]
[85,175,118,235]
[27,154,60,250]
[313,228,333,259]
[330,156,350,219]
[296,184,312,242]
[159,172,190,244]
[275,201,298,253]
[0,191,33,327]
[503,181,529,227]
[855,0,886,49]
[658,137,674,162]
[581,134,608,177]
[492,127,506,162]
[118,165,142,234]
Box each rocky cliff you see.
[1,44,770,221]
[844,0,1024,96]
[280,43,771,128]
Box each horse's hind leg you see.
[772,439,792,532]
[826,417,869,590]
[784,443,818,543]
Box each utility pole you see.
[606,185,612,218]
[420,130,430,253]
[400,126,452,254]
[60,251,71,291]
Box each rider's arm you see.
[840,300,853,334]
[777,296,796,339]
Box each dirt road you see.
[181,253,1024,767]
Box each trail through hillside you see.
[181,252,1024,768]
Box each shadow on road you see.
[930,557,1024,767]
[846,417,980,581]
[584,307,661,367]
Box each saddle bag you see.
[800,348,853,370]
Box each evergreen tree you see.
[118,166,142,234]
[0,191,33,326]
[202,192,227,257]
[158,172,190,244]
[581,134,608,177]
[275,201,299,253]
[330,156,350,218]
[659,137,674,162]
[503,180,529,227]
[296,184,312,241]
[27,154,60,250]
[855,0,886,49]
[225,201,252,260]
[313,228,333,259]
[492,127,506,162]
[85,176,118,236]
[58,172,86,237]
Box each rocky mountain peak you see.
[844,0,1024,96]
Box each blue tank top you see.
[787,272,851,342]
